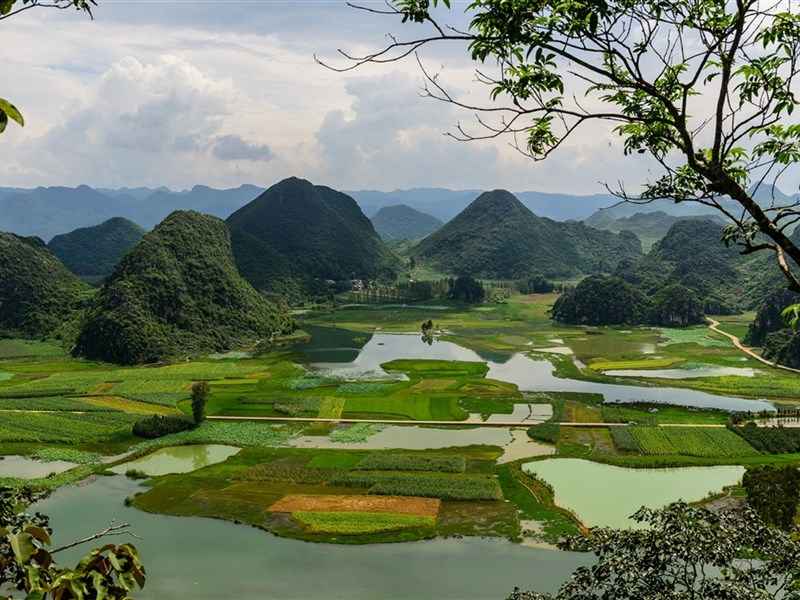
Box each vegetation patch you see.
[129,421,294,453]
[0,412,137,444]
[332,471,503,501]
[658,327,729,347]
[328,424,382,443]
[629,426,758,457]
[355,453,466,473]
[292,511,435,535]
[269,494,440,517]
[731,423,800,454]
[31,447,102,464]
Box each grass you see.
[332,471,504,500]
[292,511,435,535]
[329,424,382,443]
[128,421,295,453]
[31,447,102,464]
[658,327,730,347]
[0,412,137,444]
[355,453,467,473]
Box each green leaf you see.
[0,98,24,126]
[0,1,15,16]
[0,110,7,134]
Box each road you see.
[705,317,800,375]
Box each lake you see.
[38,476,591,599]
[110,445,241,476]
[523,459,745,529]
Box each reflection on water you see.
[289,425,554,463]
[111,445,240,477]
[0,455,77,479]
[524,459,745,529]
[296,328,774,413]
[603,365,757,379]
[38,476,590,599]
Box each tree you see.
[321,0,800,297]
[191,381,209,425]
[506,502,800,600]
[1,486,145,599]
[448,275,485,303]
[742,466,800,530]
[1,0,97,135]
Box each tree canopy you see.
[322,0,800,297]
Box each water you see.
[0,455,77,479]
[289,425,555,462]
[37,477,590,599]
[297,328,774,412]
[523,459,745,529]
[486,353,774,413]
[603,366,757,379]
[110,445,241,476]
[469,403,553,424]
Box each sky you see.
[2,0,659,193]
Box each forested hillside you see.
[370,204,443,240]
[48,217,145,282]
[74,211,294,364]
[412,190,642,279]
[227,177,400,294]
[0,233,89,337]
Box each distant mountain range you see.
[370,205,443,241]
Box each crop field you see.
[629,427,758,457]
[0,411,138,443]
[355,453,466,473]
[292,511,436,535]
[732,423,800,454]
[131,446,521,543]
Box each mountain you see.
[48,217,146,282]
[411,189,642,279]
[0,232,88,337]
[349,188,617,222]
[136,184,263,227]
[227,177,400,293]
[585,210,723,250]
[73,211,293,365]
[370,205,443,241]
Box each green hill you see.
[227,177,400,293]
[616,219,788,313]
[48,217,145,282]
[74,210,294,364]
[370,204,443,241]
[411,190,642,279]
[0,233,89,337]
[584,210,722,250]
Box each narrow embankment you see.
[706,317,800,375]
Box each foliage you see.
[131,415,194,439]
[355,453,466,473]
[648,284,704,327]
[448,276,485,303]
[509,503,800,600]
[31,448,102,465]
[0,486,146,599]
[609,427,639,452]
[48,217,145,280]
[292,511,435,535]
[515,275,554,295]
[552,275,650,326]
[73,210,294,364]
[731,422,800,454]
[412,190,641,279]
[328,423,382,443]
[0,233,89,338]
[128,421,293,453]
[745,288,800,346]
[526,423,560,444]
[0,97,23,134]
[227,177,400,293]
[761,328,800,369]
[191,381,209,425]
[0,412,137,443]
[742,466,800,530]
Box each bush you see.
[132,415,194,439]
[527,423,560,444]
[125,469,149,480]
[743,466,800,530]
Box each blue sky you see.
[2,0,656,193]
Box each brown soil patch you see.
[268,494,441,517]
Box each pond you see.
[110,445,241,477]
[289,425,555,463]
[0,455,77,479]
[37,477,591,599]
[295,327,774,412]
[602,365,757,379]
[523,459,745,529]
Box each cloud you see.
[212,134,274,161]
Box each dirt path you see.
[207,415,724,428]
[705,317,800,375]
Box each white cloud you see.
[212,134,274,161]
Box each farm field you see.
[2,295,800,546]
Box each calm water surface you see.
[110,445,240,476]
[524,459,745,529]
[0,455,77,479]
[38,477,590,600]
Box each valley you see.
[2,292,800,597]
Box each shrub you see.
[125,469,149,480]
[191,381,209,424]
[132,415,194,439]
[527,423,560,444]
